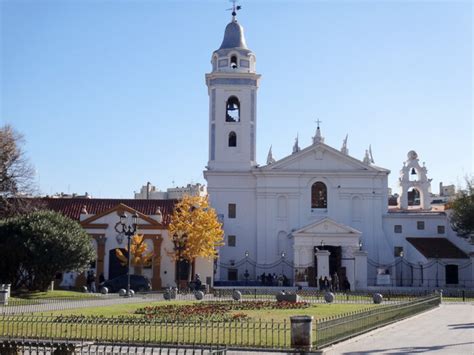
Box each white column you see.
[315,250,330,279]
[354,250,368,291]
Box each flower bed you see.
[135,300,310,321]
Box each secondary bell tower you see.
[205,4,261,171]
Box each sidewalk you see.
[323,303,473,355]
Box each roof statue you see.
[363,149,371,165]
[266,145,276,165]
[369,145,375,164]
[312,119,324,144]
[292,134,300,154]
[341,134,349,155]
[363,145,375,164]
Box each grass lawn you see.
[43,300,378,322]
[8,290,102,306]
[0,300,420,348]
[12,290,101,300]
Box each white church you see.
[203,10,473,290]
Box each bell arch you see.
[226,96,240,122]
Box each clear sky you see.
[1,0,472,198]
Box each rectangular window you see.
[417,221,425,230]
[394,246,404,257]
[394,225,402,233]
[437,225,445,234]
[228,235,236,247]
[228,203,236,218]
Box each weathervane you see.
[227,0,242,20]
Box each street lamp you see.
[399,250,404,287]
[244,251,250,284]
[114,212,139,297]
[281,251,286,275]
[435,254,439,288]
[172,233,188,290]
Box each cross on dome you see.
[227,0,242,21]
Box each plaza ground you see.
[322,303,473,355]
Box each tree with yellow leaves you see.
[168,195,224,279]
[115,234,154,269]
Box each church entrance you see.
[314,245,342,287]
[108,248,128,280]
[445,264,458,284]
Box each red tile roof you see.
[42,198,177,226]
[407,237,469,259]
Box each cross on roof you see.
[315,118,322,128]
[228,0,242,19]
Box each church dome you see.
[219,20,248,49]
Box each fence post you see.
[290,316,313,351]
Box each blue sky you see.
[1,0,472,198]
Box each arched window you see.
[226,96,240,122]
[311,182,327,209]
[228,131,237,147]
[230,55,238,69]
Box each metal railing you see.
[0,314,291,349]
[0,340,227,354]
[313,294,441,348]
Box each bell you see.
[410,168,416,175]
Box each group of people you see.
[318,273,351,291]
[86,270,106,293]
[259,273,289,287]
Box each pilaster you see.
[315,250,330,279]
[353,250,368,291]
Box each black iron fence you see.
[2,288,471,315]
[0,294,442,350]
[0,315,291,349]
[0,340,227,354]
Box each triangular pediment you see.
[293,217,362,237]
[261,142,388,173]
[81,203,163,229]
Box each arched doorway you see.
[109,248,128,280]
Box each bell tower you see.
[205,8,261,171]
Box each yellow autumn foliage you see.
[168,195,224,262]
[115,234,154,267]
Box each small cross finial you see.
[315,118,322,128]
[228,0,242,20]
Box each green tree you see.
[0,210,95,291]
[449,177,474,240]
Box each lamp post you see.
[435,254,439,288]
[172,233,187,290]
[399,250,404,287]
[114,212,139,297]
[281,251,286,275]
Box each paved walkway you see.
[323,303,474,355]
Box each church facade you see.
[204,13,473,290]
